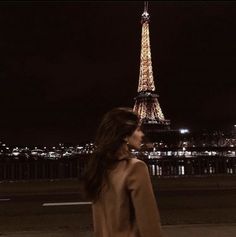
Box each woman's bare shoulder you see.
[117,156,147,173]
[127,157,147,167]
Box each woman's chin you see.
[134,145,141,150]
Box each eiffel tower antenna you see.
[142,1,150,23]
[144,1,148,13]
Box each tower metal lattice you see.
[133,2,170,129]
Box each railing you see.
[143,156,236,176]
[0,156,89,181]
[0,155,236,181]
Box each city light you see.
[179,129,189,134]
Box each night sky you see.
[0,1,236,146]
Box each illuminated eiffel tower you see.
[133,2,170,139]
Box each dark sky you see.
[0,1,236,146]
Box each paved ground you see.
[1,175,236,237]
[1,175,236,195]
[2,223,236,237]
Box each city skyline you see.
[0,1,236,146]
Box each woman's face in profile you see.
[126,126,144,150]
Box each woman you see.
[82,107,163,237]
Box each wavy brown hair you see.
[81,107,139,203]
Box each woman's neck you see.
[116,143,130,159]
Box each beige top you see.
[92,156,163,237]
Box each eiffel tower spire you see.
[138,1,154,92]
[133,2,170,131]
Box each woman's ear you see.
[124,137,129,145]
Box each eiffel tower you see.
[133,2,171,141]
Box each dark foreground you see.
[1,175,236,236]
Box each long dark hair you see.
[81,107,139,203]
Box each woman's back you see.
[92,156,163,237]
